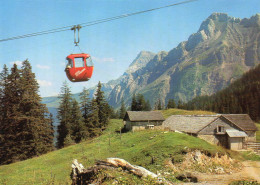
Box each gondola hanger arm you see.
[71,25,82,46]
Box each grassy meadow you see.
[0,109,257,184]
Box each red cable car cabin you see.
[65,53,94,82]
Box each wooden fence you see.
[246,142,260,154]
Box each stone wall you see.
[245,131,256,142]
[198,135,218,145]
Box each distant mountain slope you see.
[185,63,260,121]
[43,13,260,110]
[107,13,260,108]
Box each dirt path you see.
[242,161,260,182]
[181,161,260,185]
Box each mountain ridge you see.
[43,13,260,110]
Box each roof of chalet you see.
[163,114,257,134]
[163,115,219,134]
[226,129,248,137]
[124,111,165,122]
[221,114,257,131]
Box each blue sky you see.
[0,0,259,97]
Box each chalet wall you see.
[229,137,244,150]
[198,118,242,135]
[245,131,256,142]
[197,135,217,145]
[125,121,163,131]
[132,126,146,132]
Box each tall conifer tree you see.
[119,99,126,119]
[19,60,54,157]
[0,61,53,164]
[79,87,91,138]
[1,64,22,164]
[131,93,137,111]
[0,65,9,164]
[94,81,110,128]
[88,98,100,136]
[57,81,73,148]
[167,99,176,109]
[136,94,146,111]
[70,99,85,143]
[144,100,152,111]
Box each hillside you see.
[0,117,235,184]
[43,13,260,110]
[185,63,260,121]
[160,108,216,118]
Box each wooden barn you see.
[123,111,165,131]
[163,114,257,150]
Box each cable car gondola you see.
[65,25,94,82]
[65,53,94,82]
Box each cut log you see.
[102,158,158,178]
[71,158,172,184]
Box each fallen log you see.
[71,158,172,184]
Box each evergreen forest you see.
[0,61,112,165]
[0,61,54,165]
[184,64,260,121]
[56,81,112,148]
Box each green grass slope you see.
[160,108,215,118]
[0,116,232,184]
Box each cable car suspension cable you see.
[0,0,198,43]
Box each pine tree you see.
[70,99,85,143]
[64,134,75,147]
[79,87,91,138]
[0,65,9,120]
[88,98,101,137]
[177,100,184,109]
[57,81,73,148]
[1,64,22,164]
[80,87,90,123]
[131,93,138,111]
[0,61,54,164]
[48,113,55,143]
[94,81,110,128]
[119,99,126,119]
[144,100,152,111]
[157,99,162,110]
[166,99,176,109]
[0,65,9,164]
[110,108,119,119]
[18,60,54,157]
[136,93,146,111]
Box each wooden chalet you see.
[123,111,165,131]
[163,114,258,150]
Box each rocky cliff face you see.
[107,13,260,108]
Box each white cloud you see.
[10,60,23,66]
[92,56,115,63]
[37,80,52,87]
[36,64,50,69]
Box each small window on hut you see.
[217,126,224,133]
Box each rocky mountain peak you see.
[125,51,155,74]
[43,13,260,110]
[186,13,237,51]
[198,13,227,35]
[241,13,260,27]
